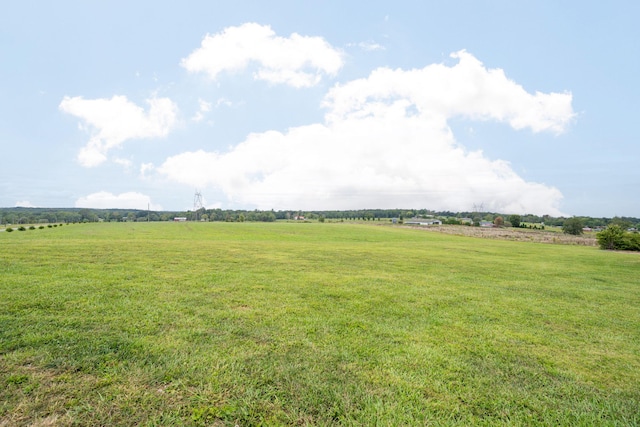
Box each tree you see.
[508,214,522,228]
[610,217,632,230]
[493,216,504,227]
[562,217,584,235]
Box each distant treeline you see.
[1,207,638,229]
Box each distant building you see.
[174,217,187,222]
[405,218,442,226]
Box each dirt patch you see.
[403,224,597,246]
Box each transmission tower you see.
[193,190,204,221]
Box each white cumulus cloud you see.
[59,95,178,167]
[181,23,344,88]
[75,191,162,210]
[15,200,36,208]
[324,50,575,134]
[159,51,574,216]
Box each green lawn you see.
[1,222,639,426]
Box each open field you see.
[1,222,639,426]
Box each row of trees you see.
[1,207,638,230]
[0,208,160,224]
[557,218,640,251]
[560,216,638,236]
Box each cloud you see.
[324,50,575,134]
[191,99,212,122]
[215,97,234,108]
[348,41,385,51]
[158,51,574,216]
[113,157,133,169]
[59,95,178,167]
[181,23,344,88]
[15,200,36,208]
[75,191,162,210]
[139,162,155,179]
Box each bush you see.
[47,225,52,228]
[18,226,26,231]
[5,227,13,232]
[29,226,35,230]
[39,226,45,229]
[596,225,640,251]
[621,232,640,251]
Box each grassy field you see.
[1,222,639,426]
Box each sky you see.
[1,1,638,217]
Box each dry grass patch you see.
[406,224,597,246]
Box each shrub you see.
[621,232,640,251]
[597,225,626,250]
[47,225,52,228]
[29,226,35,230]
[18,226,26,231]
[6,227,13,232]
[39,226,45,229]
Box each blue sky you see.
[1,1,638,217]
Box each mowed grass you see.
[1,222,639,426]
